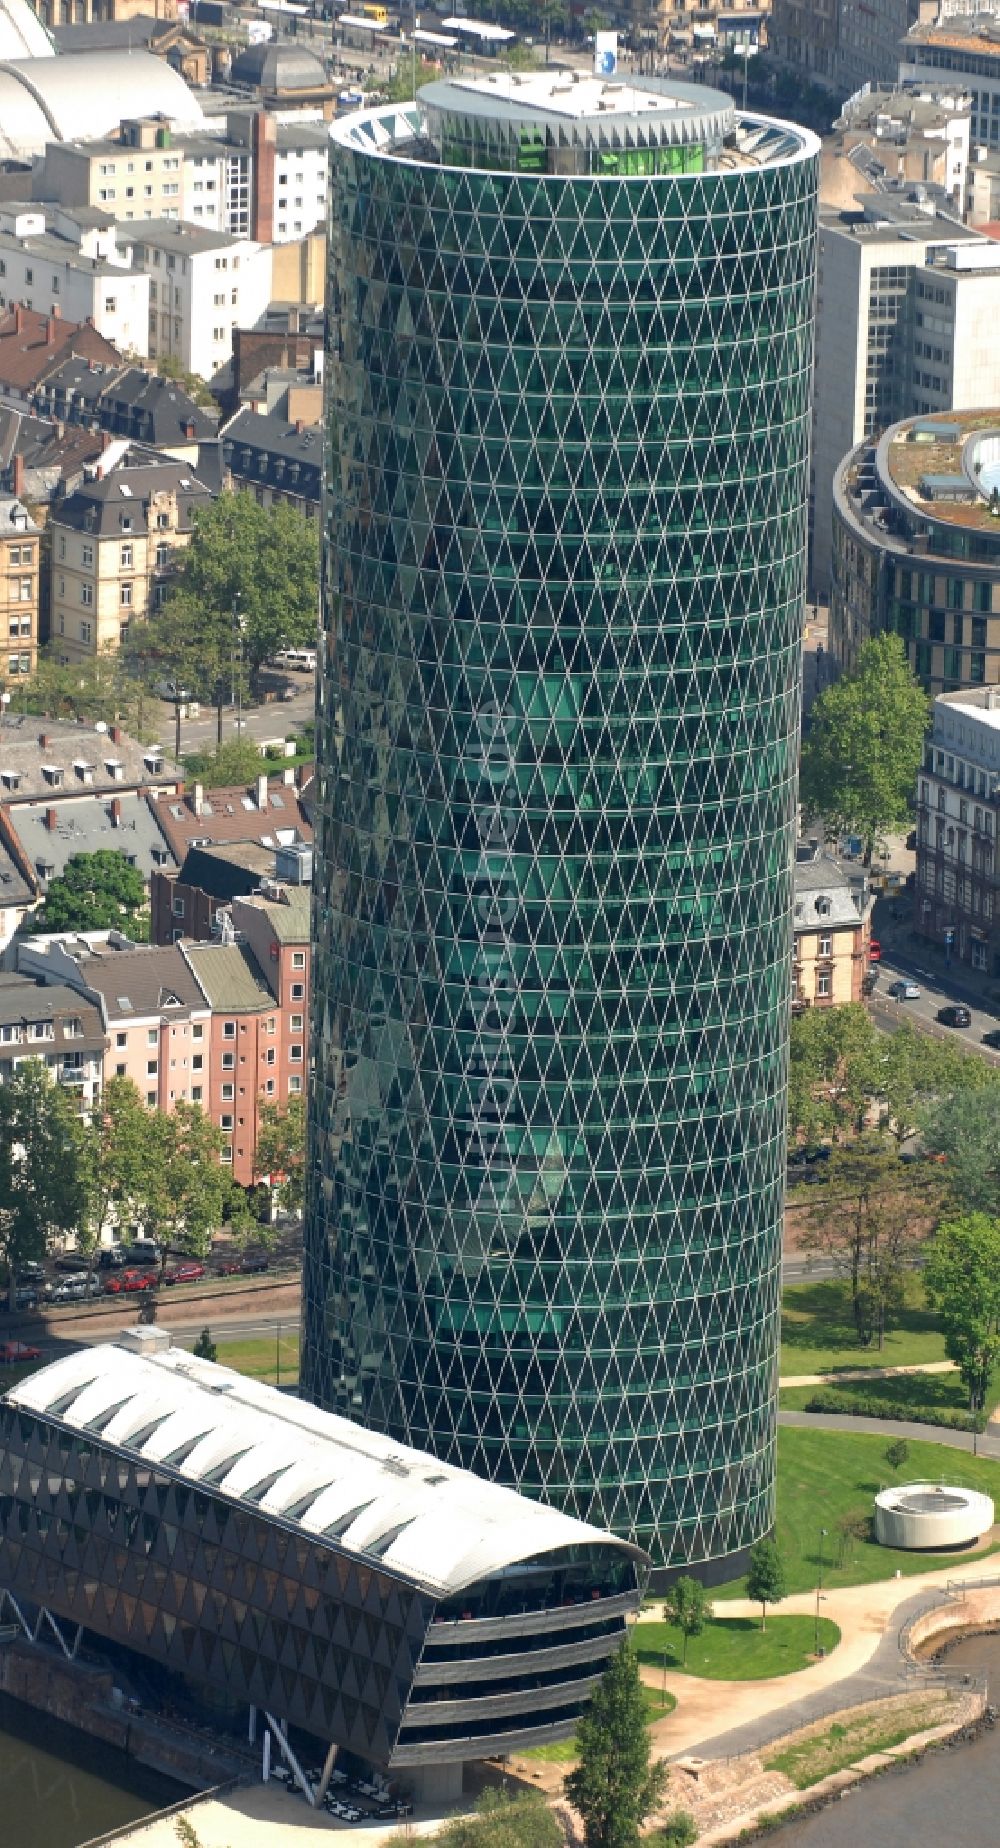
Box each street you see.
[154,680,315,759]
[871,950,1000,1065]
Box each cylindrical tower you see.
[306,73,818,1576]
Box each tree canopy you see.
[565,1641,667,1848]
[746,1539,786,1631]
[662,1576,709,1667]
[35,850,149,939]
[799,634,930,863]
[0,1063,87,1307]
[924,1213,1000,1411]
[183,738,266,789]
[789,1006,997,1147]
[255,1094,306,1215]
[798,1134,941,1347]
[134,492,319,715]
[920,1087,1000,1216]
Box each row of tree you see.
[0,1064,305,1302]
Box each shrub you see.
[657,1814,698,1848]
[802,1389,983,1433]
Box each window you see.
[220,1114,233,1131]
[116,1063,127,1077]
[147,1089,157,1106]
[220,1145,232,1163]
[147,1029,158,1047]
[223,1021,236,1039]
[147,1060,158,1076]
[290,1044,302,1062]
[817,971,831,999]
[81,543,93,567]
[291,951,306,970]
[121,544,132,569]
[192,1023,203,1040]
[264,1017,275,1035]
[116,1032,127,1048]
[221,1052,235,1071]
[155,543,169,568]
[221,1082,234,1101]
[291,983,304,1001]
[80,620,91,644]
[290,1013,303,1032]
[192,1053,203,1072]
[818,933,832,958]
[81,584,93,607]
[192,1085,203,1103]
[288,1074,302,1094]
[172,896,184,917]
[120,582,132,608]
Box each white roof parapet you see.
[10,1343,648,1598]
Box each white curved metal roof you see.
[10,1342,646,1598]
[0,49,204,160]
[0,0,52,61]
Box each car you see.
[18,1261,44,1284]
[164,1261,205,1286]
[123,1243,161,1267]
[215,1251,270,1276]
[869,938,882,963]
[98,1246,128,1269]
[888,979,921,1000]
[938,1004,972,1028]
[153,677,191,703]
[862,969,879,996]
[124,1270,157,1294]
[46,1275,90,1302]
[0,1340,41,1364]
[11,1286,38,1311]
[984,1028,1000,1050]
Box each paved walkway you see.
[781,1361,957,1388]
[638,1556,1000,1762]
[778,1408,1000,1461]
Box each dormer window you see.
[144,752,164,774]
[73,761,96,785]
[815,897,832,917]
[0,771,19,791]
[105,760,125,781]
[42,765,63,787]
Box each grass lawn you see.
[207,1333,300,1387]
[520,1687,675,1763]
[765,1690,958,1788]
[780,1365,1000,1422]
[781,1277,945,1378]
[634,1614,839,1680]
[714,1426,1000,1600]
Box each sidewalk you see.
[781,1361,957,1388]
[779,1407,1000,1460]
[636,1550,1000,1761]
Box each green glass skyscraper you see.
[305,73,818,1576]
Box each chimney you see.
[13,304,23,334]
[184,419,196,440]
[45,315,57,347]
[11,452,24,500]
[110,797,122,828]
[295,418,304,435]
[38,732,48,748]
[44,806,57,831]
[256,772,268,811]
[109,724,122,744]
[192,781,204,817]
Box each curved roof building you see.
[306,74,819,1580]
[0,47,205,162]
[0,0,52,60]
[0,1335,645,1771]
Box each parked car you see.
[983,1028,1000,1049]
[12,1286,38,1311]
[46,1274,90,1302]
[98,1247,128,1270]
[888,979,920,1000]
[164,1261,205,1286]
[153,677,191,703]
[123,1243,161,1267]
[18,1261,44,1284]
[0,1340,41,1364]
[938,1004,972,1028]
[869,938,881,963]
[214,1251,270,1276]
[124,1270,157,1294]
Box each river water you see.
[0,1690,183,1848]
[778,1631,1000,1846]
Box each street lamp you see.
[814,1527,828,1655]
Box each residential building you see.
[227,321,322,414]
[0,494,40,680]
[772,0,921,95]
[305,74,819,1579]
[832,408,1000,690]
[822,84,972,213]
[915,685,1000,972]
[0,206,148,356]
[130,221,272,381]
[0,972,105,1113]
[146,767,313,935]
[793,840,871,1009]
[32,357,216,457]
[221,406,321,520]
[0,302,120,401]
[150,836,311,947]
[2,1341,645,1794]
[0,411,106,514]
[811,194,1000,594]
[901,7,1000,153]
[14,933,209,1110]
[183,884,310,1184]
[48,445,216,664]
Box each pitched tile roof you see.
[235,885,311,943]
[76,942,205,1022]
[0,305,120,395]
[183,941,274,1013]
[147,774,312,860]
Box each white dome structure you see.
[0,0,53,61]
[875,1482,995,1551]
[0,47,205,161]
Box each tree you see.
[745,1539,786,1632]
[788,1003,880,1142]
[659,1819,697,1848]
[799,634,930,864]
[834,1509,870,1566]
[921,1087,1000,1216]
[193,1328,218,1363]
[924,1213,1000,1411]
[799,1134,940,1347]
[0,1062,87,1309]
[255,1094,306,1216]
[565,1641,668,1848]
[141,1102,229,1275]
[884,1438,910,1476]
[35,851,149,939]
[183,738,265,790]
[662,1576,709,1667]
[134,492,318,738]
[81,1076,160,1253]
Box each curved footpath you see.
[778,1407,1000,1461]
[637,1556,999,1762]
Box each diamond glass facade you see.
[306,86,819,1572]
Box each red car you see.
[0,1340,41,1364]
[164,1261,205,1286]
[105,1269,156,1295]
[869,939,881,963]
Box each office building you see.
[305,74,818,1576]
[0,1337,646,1791]
[915,685,1000,972]
[772,0,921,96]
[831,407,1000,690]
[811,194,1000,595]
[901,8,1000,152]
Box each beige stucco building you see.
[0,495,40,682]
[793,841,872,1010]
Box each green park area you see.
[634,1613,840,1682]
[714,1425,1000,1601]
[208,1331,300,1388]
[521,1685,675,1764]
[780,1276,946,1378]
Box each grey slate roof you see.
[0,974,105,1052]
[221,406,321,504]
[0,719,177,802]
[793,849,864,933]
[33,360,217,448]
[52,450,215,538]
[230,40,328,92]
[13,793,178,888]
[76,942,204,1022]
